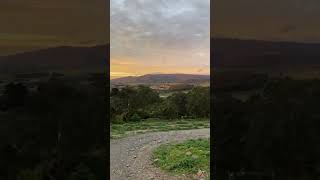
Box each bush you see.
[17,166,43,180]
[67,163,97,180]
[111,114,125,124]
[129,113,141,122]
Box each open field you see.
[111,118,210,139]
[158,90,190,98]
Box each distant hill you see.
[212,38,320,69]
[111,74,210,85]
[0,44,109,74]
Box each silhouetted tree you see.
[3,82,28,108]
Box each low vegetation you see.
[111,118,209,139]
[153,138,210,178]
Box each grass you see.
[110,118,209,139]
[152,138,210,179]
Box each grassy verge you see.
[110,118,209,139]
[152,138,210,179]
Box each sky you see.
[212,0,320,43]
[0,0,108,56]
[110,0,210,79]
[2,0,320,78]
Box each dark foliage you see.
[0,77,107,180]
[215,78,320,180]
[110,86,210,123]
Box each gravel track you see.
[110,129,210,180]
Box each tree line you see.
[215,78,320,180]
[0,77,107,180]
[110,86,210,123]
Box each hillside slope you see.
[111,74,210,85]
[212,38,320,69]
[0,44,109,74]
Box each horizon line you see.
[110,72,210,80]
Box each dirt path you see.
[110,129,210,180]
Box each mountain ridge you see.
[2,37,320,75]
[111,73,210,85]
[212,38,320,69]
[0,44,109,74]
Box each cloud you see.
[111,58,140,65]
[0,0,108,56]
[111,0,210,75]
[212,0,320,42]
[280,25,297,34]
[111,0,209,50]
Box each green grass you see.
[153,138,210,179]
[110,118,209,139]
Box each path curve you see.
[110,129,210,180]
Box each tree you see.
[110,86,161,122]
[162,92,188,119]
[130,86,160,109]
[186,87,210,118]
[3,82,28,108]
[110,88,119,96]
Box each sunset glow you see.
[111,0,210,79]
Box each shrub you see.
[129,113,141,122]
[111,114,125,124]
[67,163,97,180]
[17,166,43,180]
